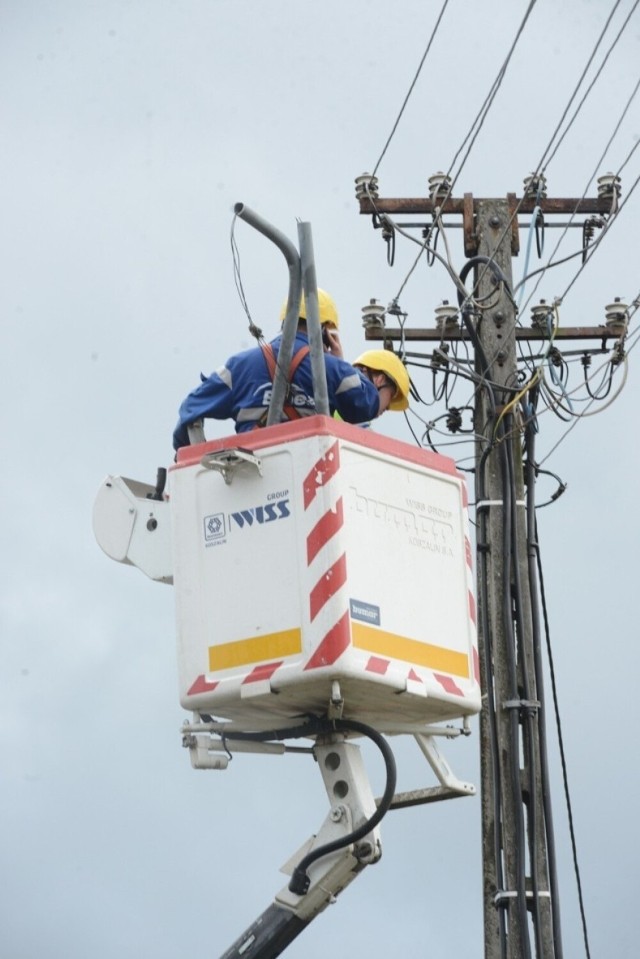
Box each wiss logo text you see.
[230,499,291,529]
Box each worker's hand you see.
[323,327,343,358]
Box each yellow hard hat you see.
[280,288,339,329]
[353,349,410,411]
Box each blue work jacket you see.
[172,332,380,450]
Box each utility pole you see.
[357,175,623,958]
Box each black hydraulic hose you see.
[217,717,325,745]
[288,719,397,896]
[525,414,565,958]
[215,716,397,897]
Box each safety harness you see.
[254,342,310,428]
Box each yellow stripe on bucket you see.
[209,628,302,672]
[351,621,469,679]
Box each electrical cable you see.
[560,168,640,304]
[583,356,615,400]
[364,1,540,322]
[446,0,539,187]
[366,9,638,408]
[372,0,451,176]
[230,214,263,341]
[512,244,597,296]
[541,0,639,172]
[456,256,516,388]
[499,420,533,959]
[403,408,426,448]
[505,426,543,954]
[616,127,640,176]
[537,355,628,466]
[531,465,567,509]
[449,4,638,350]
[497,347,627,454]
[474,442,508,958]
[518,192,545,307]
[534,525,593,959]
[524,398,565,957]
[519,73,640,320]
[542,353,628,420]
[531,0,624,178]
[598,71,640,170]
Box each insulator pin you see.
[530,300,553,332]
[523,172,547,199]
[355,173,379,200]
[361,298,386,332]
[428,172,453,201]
[597,173,621,199]
[434,300,459,333]
[604,298,629,335]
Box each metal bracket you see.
[414,733,476,794]
[200,448,263,485]
[327,680,344,720]
[379,732,476,810]
[187,420,206,445]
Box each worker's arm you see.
[328,360,382,425]
[172,368,234,450]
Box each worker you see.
[172,290,398,450]
[332,350,410,427]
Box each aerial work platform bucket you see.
[170,415,480,733]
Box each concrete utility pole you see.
[358,181,618,958]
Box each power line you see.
[362,0,541,322]
[518,81,640,319]
[444,0,637,330]
[372,0,452,176]
[446,0,539,186]
[541,0,639,173]
[535,541,592,959]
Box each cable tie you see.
[494,889,551,907]
[503,699,540,714]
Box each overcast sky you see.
[2,1,639,957]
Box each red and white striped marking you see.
[302,441,351,670]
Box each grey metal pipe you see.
[298,221,330,416]
[233,202,302,426]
